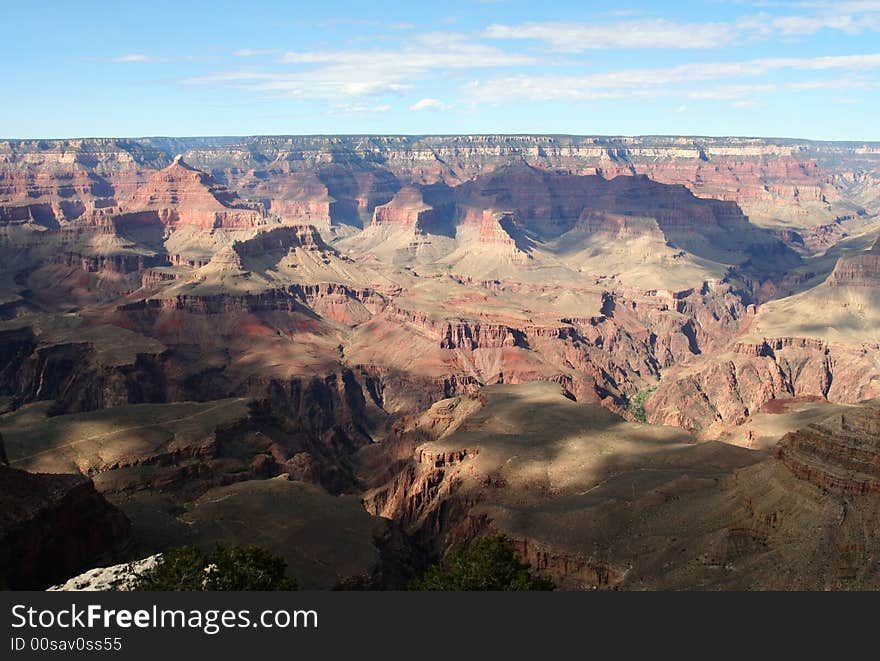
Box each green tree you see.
[409,535,555,591]
[133,545,297,591]
[628,386,657,423]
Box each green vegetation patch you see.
[133,545,297,591]
[628,386,658,423]
[410,535,555,591]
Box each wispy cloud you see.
[275,33,535,69]
[795,1,880,13]
[785,76,880,91]
[409,98,449,111]
[771,14,861,35]
[233,48,280,57]
[332,102,392,115]
[185,33,536,100]
[485,5,880,53]
[113,54,161,63]
[688,83,776,100]
[737,11,879,37]
[173,5,880,124]
[485,19,737,51]
[112,53,205,63]
[466,53,880,102]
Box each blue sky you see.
[2,0,879,139]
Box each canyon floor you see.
[2,135,880,589]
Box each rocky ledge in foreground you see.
[48,555,159,592]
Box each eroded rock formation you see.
[777,403,880,495]
[2,134,880,590]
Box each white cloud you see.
[674,105,688,113]
[689,83,776,100]
[738,6,880,37]
[177,7,880,116]
[786,53,880,70]
[332,102,392,115]
[465,53,880,102]
[771,14,860,35]
[485,7,880,53]
[114,53,205,63]
[113,54,159,63]
[233,48,281,57]
[276,33,535,69]
[409,98,449,111]
[484,19,736,51]
[185,33,536,100]
[785,77,879,91]
[797,1,880,12]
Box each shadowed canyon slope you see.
[3,134,880,589]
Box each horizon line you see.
[2,132,880,145]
